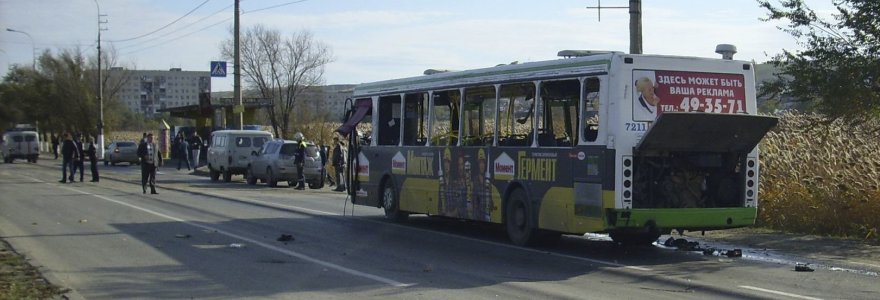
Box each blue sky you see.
[1,0,836,92]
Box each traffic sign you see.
[210,61,227,77]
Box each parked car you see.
[246,139,298,187]
[245,140,326,188]
[208,130,273,182]
[103,141,140,165]
[2,130,39,163]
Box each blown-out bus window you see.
[498,82,535,147]
[431,90,460,146]
[403,93,429,146]
[377,95,401,146]
[538,79,580,147]
[462,85,497,146]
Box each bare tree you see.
[221,25,334,139]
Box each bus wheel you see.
[382,180,408,222]
[505,188,538,246]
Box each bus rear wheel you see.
[382,180,408,222]
[505,188,538,246]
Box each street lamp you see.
[5,28,35,69]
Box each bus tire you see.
[382,179,408,222]
[505,188,538,246]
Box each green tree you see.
[759,0,880,122]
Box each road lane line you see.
[44,181,412,288]
[172,188,655,271]
[739,285,823,300]
[39,173,653,273]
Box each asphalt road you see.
[1,159,877,299]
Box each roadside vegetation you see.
[758,113,880,240]
[0,241,66,300]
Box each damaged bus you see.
[336,49,777,246]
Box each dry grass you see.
[0,241,66,299]
[759,112,880,240]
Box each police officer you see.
[293,132,306,190]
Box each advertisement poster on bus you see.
[632,70,747,121]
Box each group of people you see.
[57,132,99,183]
[53,130,347,195]
[172,131,204,171]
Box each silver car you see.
[246,140,299,187]
[302,142,326,189]
[104,141,140,166]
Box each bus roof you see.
[353,52,750,96]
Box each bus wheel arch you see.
[380,175,408,222]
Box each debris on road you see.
[276,234,294,242]
[175,234,191,239]
[228,243,246,248]
[78,219,87,223]
[795,263,815,272]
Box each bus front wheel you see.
[382,180,408,222]
[505,188,538,246]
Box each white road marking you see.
[43,180,411,288]
[739,285,824,300]
[194,190,653,271]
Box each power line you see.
[118,0,311,56]
[244,0,309,14]
[109,0,213,43]
[116,3,234,51]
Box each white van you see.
[2,130,40,163]
[207,130,273,182]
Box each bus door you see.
[571,77,609,227]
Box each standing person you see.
[175,132,190,170]
[293,132,306,190]
[332,136,346,192]
[51,133,59,159]
[59,133,77,183]
[319,143,333,187]
[73,134,85,182]
[137,133,162,194]
[189,132,203,168]
[86,136,99,182]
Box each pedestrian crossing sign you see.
[210,61,227,77]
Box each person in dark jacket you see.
[59,133,77,183]
[189,132,203,167]
[175,132,190,170]
[51,134,59,159]
[72,134,85,182]
[86,136,99,182]
[137,133,162,194]
[332,136,346,192]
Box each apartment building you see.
[110,67,211,116]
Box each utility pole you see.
[586,0,642,54]
[94,0,108,158]
[233,0,243,130]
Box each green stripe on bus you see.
[609,207,757,229]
